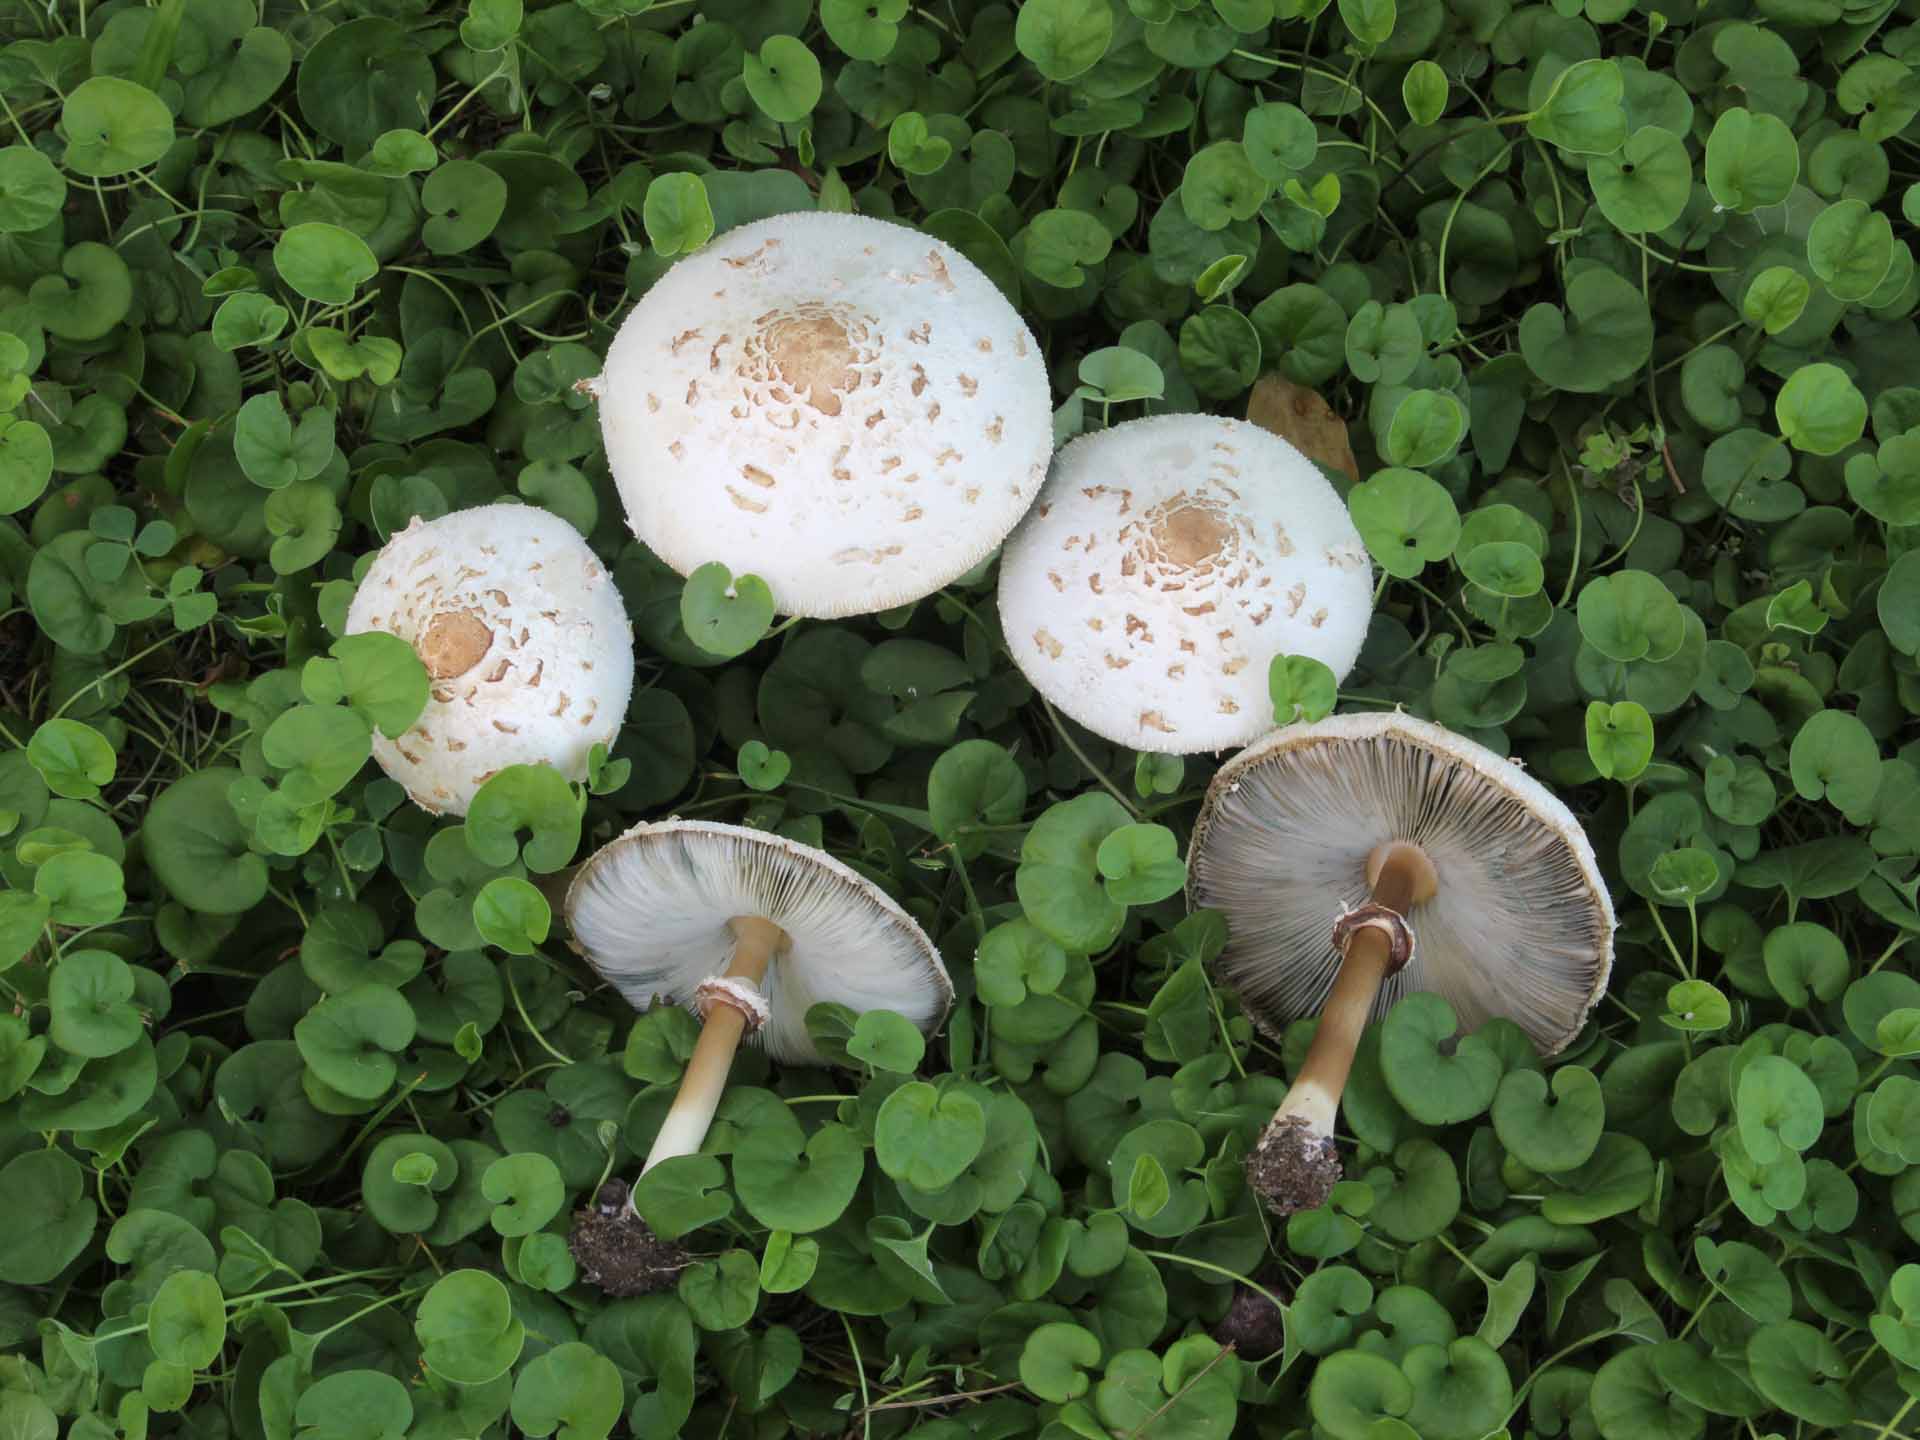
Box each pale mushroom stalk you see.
[1248,841,1437,1213]
[642,917,788,1172]
[563,819,952,1296]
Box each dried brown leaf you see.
[1246,373,1359,485]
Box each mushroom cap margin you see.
[1187,709,1616,1055]
[564,818,954,1066]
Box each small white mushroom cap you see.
[344,503,634,816]
[565,819,953,1065]
[996,414,1374,755]
[1189,711,1615,1054]
[593,212,1054,619]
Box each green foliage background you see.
[2,0,1920,1438]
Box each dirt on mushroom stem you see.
[1246,1112,1345,1216]
[565,1178,693,1298]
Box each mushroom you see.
[589,212,1054,619]
[1187,710,1615,1215]
[562,819,952,1294]
[343,503,634,816]
[996,414,1374,755]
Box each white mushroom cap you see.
[593,212,1054,619]
[1189,711,1615,1054]
[344,503,634,816]
[565,819,952,1065]
[996,414,1374,755]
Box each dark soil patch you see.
[1211,1282,1289,1359]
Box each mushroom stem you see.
[1247,841,1438,1214]
[641,916,789,1174]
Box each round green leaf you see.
[62,77,175,177]
[1019,1322,1102,1403]
[293,984,416,1101]
[0,1149,96,1284]
[149,1270,226,1370]
[511,1342,624,1440]
[1589,127,1692,234]
[0,145,65,232]
[31,243,133,342]
[1807,198,1895,302]
[1705,108,1799,212]
[1349,467,1461,577]
[680,561,774,657]
[643,173,715,257]
[142,769,270,915]
[1745,1322,1853,1429]
[1309,1350,1413,1440]
[874,1081,987,1191]
[1380,993,1503,1126]
[49,949,143,1058]
[1775,364,1867,456]
[28,718,116,799]
[1491,1066,1605,1173]
[422,160,509,255]
[742,36,822,124]
[273,223,379,306]
[414,1269,526,1386]
[734,1122,864,1233]
[1015,0,1113,82]
[481,1153,565,1237]
[1518,266,1653,392]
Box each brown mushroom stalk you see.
[1245,841,1437,1215]
[643,917,789,1172]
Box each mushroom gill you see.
[1193,721,1613,1053]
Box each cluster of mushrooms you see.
[339,210,1616,1294]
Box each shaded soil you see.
[567,1178,694,1297]
[1211,1282,1289,1359]
[1246,1114,1343,1216]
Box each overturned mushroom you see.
[1188,711,1615,1215]
[344,503,634,816]
[563,819,951,1294]
[590,212,1054,619]
[996,414,1374,754]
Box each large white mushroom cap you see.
[593,211,1054,619]
[566,819,953,1066]
[344,503,634,816]
[1189,710,1616,1054]
[996,414,1374,755]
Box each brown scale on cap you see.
[739,303,876,420]
[417,610,492,680]
[1154,502,1231,567]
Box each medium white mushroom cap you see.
[593,211,1054,619]
[1189,710,1615,1055]
[996,414,1374,755]
[565,819,953,1066]
[344,503,634,816]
